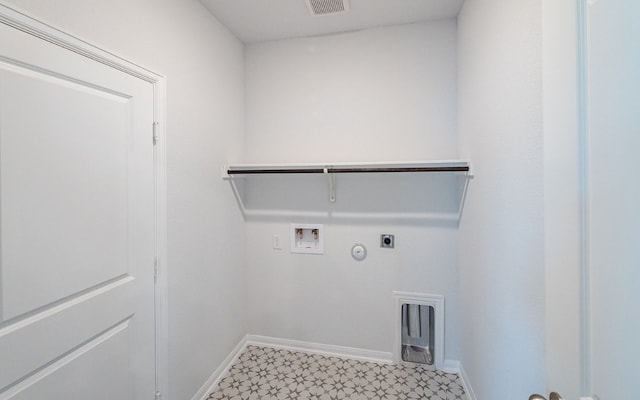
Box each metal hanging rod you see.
[227,168,325,175]
[329,166,469,173]
[226,165,469,175]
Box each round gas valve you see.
[351,244,367,261]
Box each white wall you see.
[244,21,458,163]
[457,0,546,398]
[1,1,247,399]
[243,21,461,360]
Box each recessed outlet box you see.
[291,224,324,254]
[381,234,395,248]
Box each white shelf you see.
[225,160,471,176]
[223,160,472,205]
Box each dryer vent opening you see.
[306,0,351,16]
[401,303,435,365]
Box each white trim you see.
[392,291,445,370]
[442,359,460,374]
[458,363,478,400]
[0,3,169,398]
[193,337,249,400]
[0,1,159,82]
[153,79,169,400]
[576,0,592,396]
[246,335,393,364]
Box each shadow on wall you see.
[227,173,468,226]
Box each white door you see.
[587,0,640,398]
[544,1,640,399]
[0,16,156,400]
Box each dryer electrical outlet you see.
[381,234,395,248]
[291,224,324,254]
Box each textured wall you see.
[457,0,545,398]
[244,21,458,163]
[243,21,461,360]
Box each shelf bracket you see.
[325,167,336,203]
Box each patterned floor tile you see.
[206,345,466,400]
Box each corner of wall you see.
[458,362,478,400]
[191,336,249,400]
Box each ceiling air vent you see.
[306,0,351,16]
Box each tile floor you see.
[206,345,466,400]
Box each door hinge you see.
[152,121,159,145]
[154,257,159,283]
[155,391,162,400]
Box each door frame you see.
[576,1,591,397]
[542,1,592,399]
[0,3,169,399]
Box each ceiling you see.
[201,0,465,44]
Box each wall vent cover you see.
[306,0,350,16]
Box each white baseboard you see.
[246,334,393,365]
[458,363,478,400]
[192,336,248,400]
[443,359,460,374]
